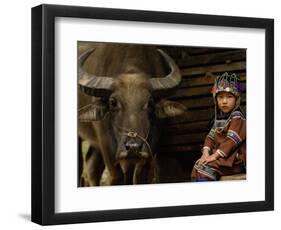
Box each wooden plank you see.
[178,50,246,68]
[179,97,214,109]
[160,133,206,145]
[165,105,246,125]
[165,108,213,124]
[158,144,202,154]
[169,82,246,99]
[171,86,213,98]
[165,121,210,135]
[160,47,215,59]
[165,104,246,137]
[181,61,246,77]
[175,93,246,109]
[180,73,246,88]
[160,48,239,67]
[183,47,235,56]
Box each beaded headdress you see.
[212,72,243,97]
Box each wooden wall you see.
[156,46,246,182]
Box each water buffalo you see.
[78,44,186,185]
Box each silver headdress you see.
[212,72,242,98]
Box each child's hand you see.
[201,154,218,165]
[196,151,219,165]
[196,149,210,165]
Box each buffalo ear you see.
[155,99,186,119]
[79,102,108,122]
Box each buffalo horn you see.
[78,48,113,96]
[149,49,182,90]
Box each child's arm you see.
[215,117,246,159]
[196,129,216,164]
[201,117,246,165]
[202,128,216,154]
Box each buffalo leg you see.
[133,159,148,184]
[133,159,159,184]
[94,121,123,185]
[120,160,134,185]
[82,147,104,186]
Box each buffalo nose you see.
[125,139,142,152]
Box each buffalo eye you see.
[143,97,154,111]
[109,97,119,111]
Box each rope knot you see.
[127,132,138,138]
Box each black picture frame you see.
[31,4,274,225]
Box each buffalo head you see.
[78,47,186,163]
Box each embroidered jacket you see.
[203,110,246,167]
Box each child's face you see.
[216,92,236,113]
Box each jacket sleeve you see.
[216,117,246,158]
[203,128,216,152]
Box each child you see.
[191,72,246,181]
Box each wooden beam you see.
[180,73,246,88]
[165,108,213,124]
[169,83,246,99]
[183,47,236,55]
[175,94,246,109]
[165,121,210,135]
[158,144,202,154]
[178,50,246,68]
[160,133,206,145]
[181,61,246,77]
[165,105,246,125]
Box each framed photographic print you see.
[31,4,274,225]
